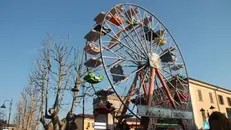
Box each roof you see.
[189,77,231,93]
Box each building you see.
[189,78,231,129]
[76,114,95,130]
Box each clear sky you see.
[1,0,231,122]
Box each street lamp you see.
[1,98,13,128]
[75,85,92,130]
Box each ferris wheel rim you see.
[82,3,192,127]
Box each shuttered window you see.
[198,90,203,101]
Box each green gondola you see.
[84,72,104,84]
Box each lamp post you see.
[1,98,13,128]
[74,85,87,130]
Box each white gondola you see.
[84,43,103,55]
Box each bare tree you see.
[14,79,40,130]
[28,36,84,130]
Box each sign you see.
[137,105,193,119]
[94,122,106,130]
[203,121,210,129]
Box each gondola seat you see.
[109,15,125,26]
[176,74,185,79]
[144,29,166,42]
[143,16,152,26]
[84,43,102,55]
[84,72,104,84]
[84,58,102,68]
[110,64,126,83]
[93,24,111,35]
[171,64,184,71]
[154,37,167,46]
[179,92,189,100]
[160,51,177,63]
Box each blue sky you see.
[1,0,231,122]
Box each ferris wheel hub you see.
[148,53,161,68]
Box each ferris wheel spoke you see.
[110,65,146,87]
[130,23,149,56]
[121,35,143,59]
[106,59,124,71]
[101,32,139,61]
[118,40,141,61]
[107,8,150,59]
[104,31,147,59]
[139,10,152,53]
[102,56,144,62]
[102,44,138,62]
[160,68,188,86]
[120,33,145,60]
[106,12,148,58]
[121,30,148,57]
[105,42,137,60]
[101,43,129,60]
[156,69,177,90]
[159,71,188,98]
[120,5,149,55]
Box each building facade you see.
[189,78,231,129]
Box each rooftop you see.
[189,77,231,93]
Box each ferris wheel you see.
[82,3,192,130]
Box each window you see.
[209,92,214,103]
[198,90,203,101]
[227,97,231,106]
[92,122,94,128]
[218,95,224,105]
